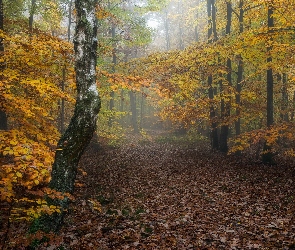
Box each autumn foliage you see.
[0,28,74,218]
[1,0,295,248]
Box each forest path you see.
[60,136,295,249]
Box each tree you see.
[234,0,244,146]
[35,0,101,232]
[0,0,7,130]
[219,0,232,153]
[207,0,219,150]
[262,0,274,164]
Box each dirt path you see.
[58,140,295,249]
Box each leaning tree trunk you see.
[34,0,100,232]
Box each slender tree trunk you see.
[281,73,289,122]
[207,0,218,150]
[0,0,7,130]
[120,89,125,125]
[29,0,36,32]
[178,0,184,50]
[34,0,100,232]
[291,91,295,121]
[219,0,232,153]
[60,69,66,133]
[129,90,138,133]
[108,21,116,127]
[140,93,144,129]
[67,0,73,42]
[234,0,244,155]
[164,9,170,50]
[262,2,274,164]
[194,12,199,42]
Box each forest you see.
[0,0,295,249]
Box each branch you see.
[231,7,239,18]
[245,4,262,12]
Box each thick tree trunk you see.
[59,0,73,133]
[0,0,7,130]
[34,0,100,232]
[262,3,274,164]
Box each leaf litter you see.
[1,134,295,249]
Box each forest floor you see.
[2,131,295,249]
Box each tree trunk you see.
[219,0,232,153]
[29,0,36,32]
[140,93,144,129]
[281,73,289,122]
[207,0,218,150]
[59,0,73,133]
[178,0,184,50]
[164,9,170,50]
[234,0,244,155]
[108,21,116,127]
[0,0,7,130]
[34,0,100,232]
[129,90,139,133]
[291,91,295,121]
[262,3,274,164]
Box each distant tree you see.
[262,1,274,164]
[207,0,219,150]
[219,0,232,153]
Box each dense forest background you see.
[0,0,295,248]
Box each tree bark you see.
[262,2,274,164]
[140,93,144,129]
[59,0,73,133]
[29,0,36,32]
[178,0,184,50]
[0,0,7,130]
[207,0,218,150]
[219,0,232,153]
[34,0,100,232]
[234,0,244,155]
[281,73,288,122]
[164,9,170,50]
[129,90,139,133]
[108,21,116,127]
[291,91,295,121]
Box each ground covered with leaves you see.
[2,135,295,249]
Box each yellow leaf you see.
[16,172,22,178]
[10,140,18,146]
[34,180,40,185]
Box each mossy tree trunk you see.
[35,0,100,232]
